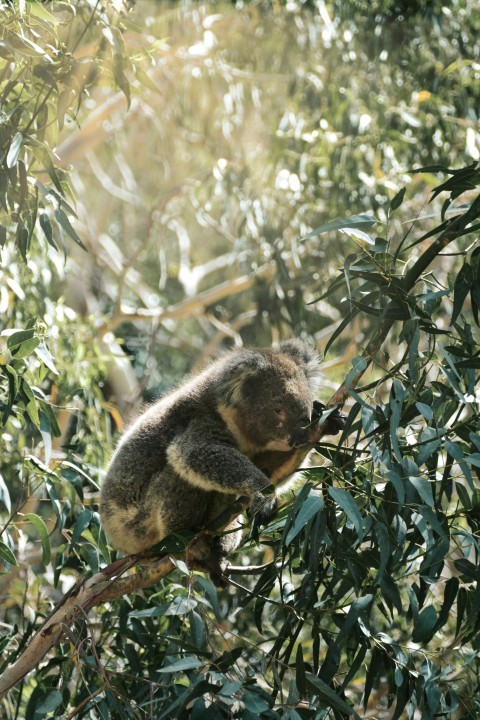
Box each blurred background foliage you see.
[0,0,480,717]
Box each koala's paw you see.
[248,493,278,529]
[187,534,229,587]
[312,400,347,436]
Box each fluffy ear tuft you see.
[277,339,322,391]
[216,351,268,406]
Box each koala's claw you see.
[248,493,278,529]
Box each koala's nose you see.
[289,416,311,447]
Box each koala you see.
[100,339,345,586]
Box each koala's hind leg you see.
[187,519,243,587]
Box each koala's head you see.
[216,339,322,452]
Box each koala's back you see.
[100,372,233,554]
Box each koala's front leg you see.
[167,422,271,499]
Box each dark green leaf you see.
[285,494,323,545]
[452,262,473,325]
[412,605,437,643]
[0,540,17,566]
[295,644,307,695]
[390,187,406,212]
[39,212,57,249]
[329,487,364,541]
[69,509,92,550]
[304,673,354,715]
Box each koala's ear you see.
[278,339,322,390]
[216,351,267,406]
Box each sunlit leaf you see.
[157,657,203,673]
[305,213,377,239]
[54,208,87,250]
[7,132,23,168]
[34,342,58,374]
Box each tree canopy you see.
[1,1,480,718]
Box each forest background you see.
[0,0,480,718]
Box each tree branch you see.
[0,555,174,700]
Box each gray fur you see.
[100,339,321,584]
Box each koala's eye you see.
[274,405,287,424]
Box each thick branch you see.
[0,555,174,699]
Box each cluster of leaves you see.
[3,168,479,719]
[0,0,137,575]
[1,1,480,719]
[70,169,479,719]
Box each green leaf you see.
[304,672,354,715]
[452,261,473,325]
[329,487,365,541]
[363,647,383,711]
[390,187,406,212]
[295,644,307,695]
[135,66,161,93]
[341,226,375,244]
[33,690,63,715]
[243,690,270,713]
[344,356,368,389]
[34,342,58,374]
[0,540,17,566]
[6,328,35,349]
[7,131,23,168]
[409,476,434,507]
[189,611,205,649]
[157,657,203,673]
[23,513,51,565]
[21,380,40,428]
[434,577,459,632]
[412,605,437,643]
[11,337,41,360]
[389,380,405,462]
[39,212,57,249]
[285,494,323,545]
[305,214,377,238]
[70,509,92,550]
[416,402,433,420]
[165,596,198,616]
[54,208,87,250]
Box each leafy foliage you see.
[1,1,480,719]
